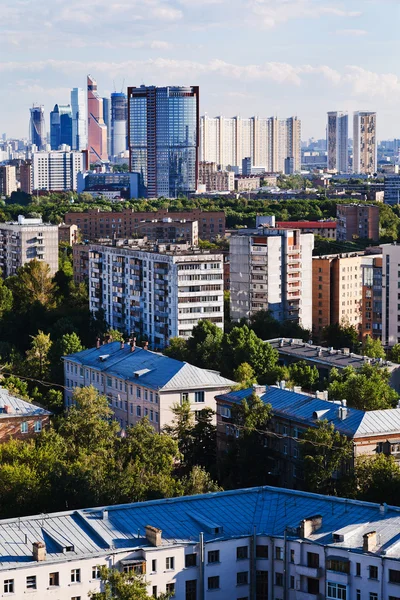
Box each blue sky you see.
[1,0,399,140]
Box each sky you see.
[1,0,400,140]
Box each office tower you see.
[102,97,111,158]
[230,227,314,329]
[353,111,377,175]
[327,111,349,173]
[0,166,17,197]
[111,92,127,157]
[32,151,85,191]
[89,242,223,347]
[0,215,59,277]
[19,160,32,194]
[87,75,108,163]
[29,105,46,150]
[384,175,400,205]
[50,104,72,150]
[71,88,87,151]
[128,85,199,198]
[336,204,380,242]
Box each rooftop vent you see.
[99,354,110,362]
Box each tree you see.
[302,421,353,495]
[0,276,12,318]
[106,328,124,342]
[390,344,400,363]
[164,337,188,362]
[25,331,52,380]
[1,375,30,400]
[50,332,84,383]
[182,466,222,496]
[233,363,257,388]
[186,320,223,370]
[354,454,400,505]
[322,322,359,352]
[90,567,170,600]
[328,364,398,411]
[164,401,194,473]
[9,260,57,309]
[288,360,319,390]
[362,336,386,359]
[223,326,278,382]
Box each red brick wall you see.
[0,416,50,443]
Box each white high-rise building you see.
[71,88,87,151]
[353,111,377,175]
[382,243,400,347]
[200,115,301,173]
[33,151,85,192]
[327,111,349,173]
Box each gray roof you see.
[0,387,51,418]
[2,486,400,570]
[64,343,235,391]
[217,385,400,439]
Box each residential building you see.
[128,85,199,198]
[270,219,337,239]
[89,243,224,348]
[312,252,365,337]
[0,386,51,442]
[111,92,127,157]
[382,243,400,347]
[384,174,400,205]
[58,223,79,245]
[198,162,235,192]
[217,384,400,488]
[327,111,349,173]
[71,87,87,151]
[0,165,17,196]
[32,151,85,192]
[77,171,139,200]
[19,160,32,194]
[64,341,234,428]
[336,203,380,242]
[87,75,108,163]
[29,105,46,150]
[49,104,72,150]
[0,215,59,277]
[234,175,261,192]
[286,116,301,174]
[72,243,90,283]
[6,485,400,600]
[230,227,314,329]
[64,208,225,241]
[361,254,383,340]
[133,218,199,245]
[266,337,400,392]
[353,111,377,175]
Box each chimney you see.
[96,337,101,349]
[299,515,323,538]
[102,509,108,520]
[145,525,162,547]
[143,341,149,350]
[130,337,136,352]
[380,503,388,514]
[363,531,377,553]
[33,541,46,562]
[120,341,125,350]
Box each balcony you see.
[296,565,323,578]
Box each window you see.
[185,553,197,567]
[357,592,361,600]
[237,546,248,560]
[34,420,42,433]
[389,570,400,584]
[370,594,378,600]
[389,597,400,600]
[136,387,141,398]
[356,562,361,577]
[26,575,36,589]
[307,552,319,568]
[275,546,283,560]
[237,571,248,585]
[92,566,101,579]
[208,550,220,563]
[152,586,157,598]
[290,576,295,589]
[71,597,81,600]
[185,580,197,600]
[166,557,175,570]
[136,406,141,417]
[182,392,189,403]
[327,558,350,574]
[152,559,157,572]
[275,573,283,586]
[194,391,204,403]
[327,582,347,600]
[290,549,295,563]
[166,583,175,595]
[308,578,319,594]
[369,565,378,580]
[256,545,268,559]
[21,421,28,434]
[208,576,219,590]
[49,572,59,586]
[71,568,81,583]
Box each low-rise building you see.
[64,341,234,429]
[234,175,261,192]
[336,204,380,242]
[198,162,235,192]
[58,223,79,245]
[0,386,51,442]
[77,171,139,200]
[5,486,400,599]
[273,219,337,239]
[133,218,198,245]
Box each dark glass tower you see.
[128,86,199,198]
[29,105,46,150]
[50,104,73,150]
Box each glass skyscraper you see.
[128,85,199,198]
[111,92,127,157]
[50,104,72,150]
[71,88,87,151]
[29,105,46,150]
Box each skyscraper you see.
[87,75,108,164]
[102,97,111,158]
[71,88,87,151]
[29,105,46,150]
[353,111,377,175]
[128,85,199,198]
[327,111,349,173]
[111,92,127,157]
[50,104,72,150]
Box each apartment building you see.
[384,174,400,205]
[64,208,225,241]
[64,341,234,429]
[382,243,400,347]
[0,165,17,196]
[32,150,85,192]
[198,162,235,192]
[361,254,383,340]
[0,386,51,442]
[0,215,59,277]
[336,204,380,242]
[19,160,32,194]
[353,111,377,175]
[72,243,90,283]
[327,111,349,173]
[234,175,261,192]
[275,220,337,239]
[89,242,224,348]
[230,227,314,330]
[58,223,79,245]
[5,485,400,600]
[217,383,400,488]
[134,218,199,245]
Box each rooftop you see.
[276,221,337,229]
[2,486,400,569]
[0,387,51,419]
[90,242,222,258]
[64,343,235,391]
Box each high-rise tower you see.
[353,111,377,175]
[87,75,108,164]
[111,92,127,157]
[327,111,349,173]
[29,105,46,150]
[71,88,87,151]
[50,104,72,150]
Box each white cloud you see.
[336,28,368,36]
[248,0,362,28]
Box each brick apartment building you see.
[64,208,225,241]
[337,203,380,242]
[0,387,51,442]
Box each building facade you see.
[0,216,59,277]
[71,87,87,151]
[353,111,377,175]
[72,243,90,283]
[128,85,199,198]
[29,105,46,150]
[32,151,85,192]
[50,104,72,150]
[19,160,32,194]
[382,243,400,347]
[361,254,382,340]
[275,220,337,239]
[0,387,51,442]
[0,165,17,197]
[58,223,79,245]
[384,174,400,205]
[336,204,380,242]
[230,228,314,329]
[87,75,108,163]
[327,111,349,173]
[77,171,139,200]
[198,162,235,192]
[89,243,224,347]
[111,92,127,157]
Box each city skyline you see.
[1,0,399,140]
